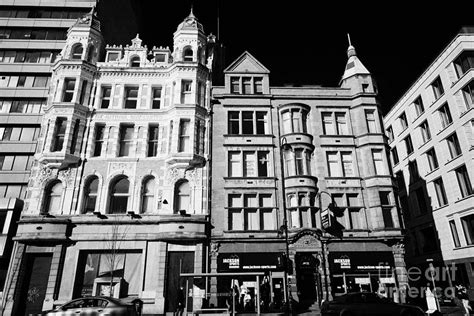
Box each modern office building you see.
[383,27,474,292]
[1,8,214,315]
[209,45,407,313]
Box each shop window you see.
[71,44,83,60]
[83,176,99,213]
[43,181,63,214]
[118,125,134,157]
[174,180,190,214]
[141,177,155,213]
[109,176,129,214]
[51,117,67,152]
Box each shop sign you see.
[354,277,371,284]
[217,253,283,272]
[329,251,394,274]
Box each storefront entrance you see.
[295,252,320,304]
[165,251,194,313]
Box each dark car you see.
[321,292,425,316]
[45,296,142,316]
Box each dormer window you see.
[183,47,193,62]
[71,44,83,60]
[230,76,264,94]
[130,56,140,67]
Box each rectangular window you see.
[372,149,386,175]
[391,147,399,165]
[256,112,268,134]
[426,148,439,171]
[341,152,353,177]
[227,111,268,135]
[93,125,104,157]
[447,133,462,158]
[322,112,334,135]
[386,126,394,142]
[382,207,394,228]
[148,125,159,157]
[242,77,252,94]
[461,214,474,245]
[420,120,431,143]
[365,109,376,133]
[335,112,348,135]
[106,52,120,62]
[432,76,444,100]
[101,86,111,109]
[257,151,269,177]
[78,81,87,105]
[242,111,253,134]
[230,77,240,94]
[405,135,414,155]
[228,151,269,178]
[455,165,473,198]
[413,96,424,117]
[399,112,408,130]
[254,77,263,94]
[51,117,67,152]
[119,125,134,157]
[124,87,138,109]
[70,119,80,154]
[182,80,192,93]
[152,87,162,109]
[327,152,340,177]
[228,193,274,231]
[450,220,461,247]
[438,103,453,128]
[178,120,191,152]
[454,50,474,78]
[462,81,474,109]
[228,151,242,177]
[62,78,75,102]
[32,76,48,87]
[228,111,240,134]
[434,177,448,207]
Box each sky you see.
[131,1,473,115]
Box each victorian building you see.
[2,9,214,315]
[383,27,474,291]
[209,46,407,313]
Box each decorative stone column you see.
[392,242,408,303]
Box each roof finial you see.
[347,33,356,58]
[347,33,352,47]
[189,4,195,18]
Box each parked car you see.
[44,296,142,316]
[321,292,425,316]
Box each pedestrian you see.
[174,286,185,316]
[456,285,472,316]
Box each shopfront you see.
[216,252,286,313]
[329,251,396,298]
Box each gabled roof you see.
[224,51,270,74]
[341,45,370,80]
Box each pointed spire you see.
[347,33,356,58]
[189,4,195,19]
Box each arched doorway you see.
[295,252,320,303]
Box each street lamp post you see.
[317,190,335,303]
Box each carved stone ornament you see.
[392,242,405,255]
[209,242,220,257]
[36,164,53,185]
[58,168,74,187]
[165,167,182,185]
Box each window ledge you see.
[223,177,276,180]
[224,134,274,137]
[411,111,425,124]
[424,167,440,178]
[396,127,408,137]
[459,107,473,118]
[444,154,462,166]
[417,139,431,150]
[454,194,474,204]
[320,134,354,138]
[436,122,453,135]
[325,176,361,180]
[453,244,474,251]
[433,203,449,212]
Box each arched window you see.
[130,56,140,67]
[174,180,190,214]
[43,181,63,214]
[109,176,129,214]
[71,44,83,60]
[183,47,193,62]
[83,176,99,213]
[141,177,155,213]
